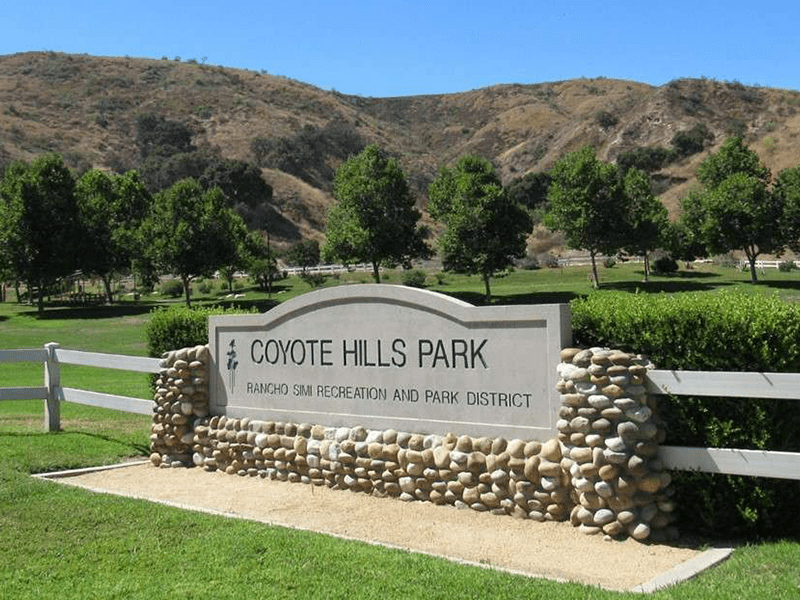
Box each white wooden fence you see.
[0,342,161,431]
[282,263,376,276]
[1,344,799,480]
[738,259,800,270]
[646,369,800,480]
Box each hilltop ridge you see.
[2,51,800,245]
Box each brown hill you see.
[3,51,800,247]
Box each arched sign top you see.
[208,285,571,440]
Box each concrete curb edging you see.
[631,546,734,593]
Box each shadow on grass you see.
[19,303,162,320]
[209,298,281,312]
[0,430,150,457]
[603,273,734,294]
[444,290,584,306]
[755,279,800,292]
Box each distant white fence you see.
[282,263,375,276]
[737,259,800,270]
[1,344,798,480]
[556,255,643,267]
[0,343,160,431]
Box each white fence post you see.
[44,342,61,432]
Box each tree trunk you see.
[14,280,20,303]
[182,275,192,307]
[643,251,650,283]
[37,280,45,315]
[102,275,114,304]
[371,261,381,284]
[590,250,600,289]
[746,249,759,284]
[483,272,492,303]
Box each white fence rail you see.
[282,263,375,276]
[0,342,161,430]
[2,344,799,480]
[646,369,800,480]
[738,259,800,270]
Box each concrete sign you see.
[208,285,570,439]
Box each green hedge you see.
[571,291,800,539]
[146,305,257,359]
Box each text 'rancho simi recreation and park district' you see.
[208,286,570,440]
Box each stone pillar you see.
[150,345,210,468]
[557,347,677,541]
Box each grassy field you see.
[2,262,800,598]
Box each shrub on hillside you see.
[571,291,800,538]
[594,110,618,129]
[778,260,796,273]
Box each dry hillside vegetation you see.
[3,51,800,243]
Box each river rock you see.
[541,439,562,462]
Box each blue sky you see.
[1,1,797,97]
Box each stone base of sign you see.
[557,347,676,541]
[150,345,677,542]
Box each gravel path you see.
[49,462,701,591]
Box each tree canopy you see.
[621,167,669,281]
[0,154,80,313]
[285,239,321,273]
[681,137,782,283]
[428,155,532,301]
[774,165,800,254]
[75,169,152,302]
[323,145,429,282]
[544,146,628,288]
[142,178,248,306]
[696,136,770,189]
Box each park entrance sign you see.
[208,285,571,439]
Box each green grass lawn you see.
[2,264,800,598]
[1,400,799,599]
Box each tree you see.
[198,158,274,229]
[323,145,429,283]
[694,173,782,283]
[544,146,627,288]
[75,169,152,303]
[774,165,800,254]
[139,149,212,193]
[218,228,262,294]
[682,137,781,283]
[142,178,247,306]
[428,155,532,302]
[505,171,551,212]
[668,190,709,262]
[199,158,271,204]
[621,168,669,281]
[285,239,320,273]
[696,136,770,189]
[247,232,279,293]
[0,154,79,314]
